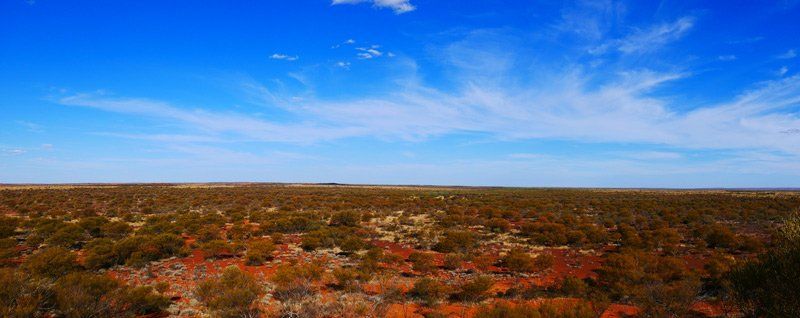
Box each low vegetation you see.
[0,184,798,317]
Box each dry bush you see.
[0,216,19,238]
[443,253,463,270]
[499,249,537,273]
[0,268,48,318]
[433,230,477,254]
[453,276,493,303]
[408,251,436,273]
[271,261,324,301]
[410,278,449,307]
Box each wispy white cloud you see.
[16,120,44,132]
[270,53,299,61]
[57,93,365,143]
[332,0,415,14]
[508,153,549,160]
[718,55,737,61]
[59,69,800,158]
[727,36,764,45]
[592,16,695,54]
[778,49,797,59]
[332,39,356,49]
[554,0,627,40]
[356,46,383,59]
[625,151,683,160]
[2,149,26,156]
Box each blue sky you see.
[1,0,800,187]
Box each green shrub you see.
[267,215,321,233]
[332,267,360,291]
[271,262,324,301]
[701,223,737,249]
[46,224,87,249]
[499,249,536,272]
[84,238,117,269]
[54,272,168,318]
[433,230,477,254]
[0,238,19,263]
[200,239,234,259]
[534,253,555,271]
[0,216,19,238]
[410,278,449,307]
[339,235,366,254]
[245,239,275,265]
[78,216,109,238]
[487,218,511,232]
[196,266,262,318]
[474,301,595,318]
[121,285,171,315]
[100,221,132,239]
[196,224,222,243]
[0,268,47,318]
[443,253,463,270]
[453,276,493,303]
[558,276,589,298]
[23,247,78,280]
[113,234,186,267]
[330,211,361,227]
[726,213,800,317]
[519,221,568,246]
[138,215,181,235]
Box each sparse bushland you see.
[2,185,799,317]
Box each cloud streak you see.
[331,0,415,14]
[270,53,299,61]
[592,16,695,54]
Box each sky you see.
[1,0,800,188]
